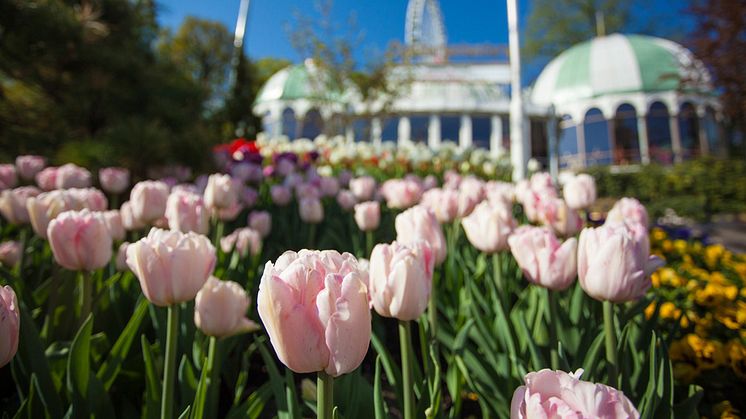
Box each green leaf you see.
[284,369,300,419]
[97,298,149,390]
[373,356,387,419]
[178,406,191,419]
[580,330,606,378]
[66,314,93,419]
[141,335,161,419]
[256,337,290,417]
[672,385,703,419]
[226,383,272,419]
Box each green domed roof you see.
[531,33,712,106]
[254,60,348,105]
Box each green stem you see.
[317,371,334,419]
[79,271,92,325]
[162,305,180,419]
[603,300,619,387]
[213,220,225,248]
[428,269,439,340]
[206,336,220,419]
[16,228,28,278]
[547,290,560,370]
[399,320,414,419]
[365,230,374,258]
[308,223,317,249]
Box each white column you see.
[371,117,382,147]
[345,123,354,143]
[669,114,683,163]
[459,115,473,149]
[428,115,441,149]
[637,116,650,164]
[398,116,411,145]
[490,115,504,157]
[507,0,528,180]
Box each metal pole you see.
[507,0,527,180]
[229,0,251,88]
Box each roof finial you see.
[595,11,606,37]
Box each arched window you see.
[301,109,324,139]
[381,117,399,142]
[472,116,491,149]
[703,107,719,153]
[583,108,612,166]
[530,119,548,168]
[613,104,641,164]
[678,102,700,159]
[558,115,579,168]
[646,102,672,164]
[281,108,297,138]
[353,118,371,142]
[410,116,429,144]
[440,115,460,143]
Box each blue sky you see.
[155,0,693,83]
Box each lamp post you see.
[229,0,251,89]
[507,0,528,180]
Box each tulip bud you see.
[0,187,41,224]
[0,241,21,268]
[540,198,583,237]
[349,176,376,201]
[462,201,516,254]
[257,250,371,376]
[0,165,17,191]
[511,369,639,418]
[271,185,292,206]
[0,286,20,367]
[99,167,130,195]
[380,178,423,209]
[248,211,272,238]
[319,176,340,197]
[508,226,577,291]
[395,205,447,265]
[204,174,239,210]
[299,197,324,224]
[195,277,259,337]
[126,228,216,306]
[369,241,433,320]
[130,180,169,224]
[165,190,209,235]
[606,197,649,227]
[35,167,57,191]
[102,210,126,241]
[48,209,113,271]
[26,191,75,239]
[457,177,485,218]
[15,155,46,181]
[116,242,130,272]
[55,163,92,189]
[354,201,380,232]
[578,223,664,302]
[220,227,262,257]
[421,188,459,224]
[67,188,108,211]
[120,201,146,231]
[563,174,596,210]
[336,190,357,211]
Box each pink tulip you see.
[271,185,292,206]
[423,175,438,191]
[102,210,126,241]
[35,167,58,191]
[421,188,459,224]
[120,201,146,231]
[485,181,515,207]
[511,369,639,419]
[15,155,46,181]
[165,190,209,235]
[381,178,423,209]
[443,170,462,189]
[508,226,577,291]
[457,176,485,218]
[578,223,664,302]
[129,180,169,224]
[241,186,259,208]
[26,191,75,239]
[99,167,130,194]
[115,242,130,272]
[540,198,583,237]
[461,201,516,254]
[369,241,433,321]
[295,182,321,200]
[248,211,272,238]
[220,227,262,257]
[0,241,21,268]
[0,186,41,224]
[204,174,239,210]
[0,286,20,367]
[354,201,380,232]
[299,197,324,224]
[606,197,649,227]
[0,165,17,190]
[319,176,340,197]
[195,277,260,337]
[529,172,555,193]
[55,163,92,189]
[48,209,113,271]
[215,201,244,222]
[395,205,447,265]
[336,190,357,211]
[563,174,596,210]
[257,250,371,376]
[349,176,376,201]
[126,228,216,306]
[67,188,108,211]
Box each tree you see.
[687,0,746,153]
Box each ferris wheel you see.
[405,0,448,63]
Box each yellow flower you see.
[644,302,656,319]
[705,244,726,268]
[652,228,667,242]
[713,400,740,419]
[726,340,746,380]
[662,240,674,253]
[672,362,699,383]
[674,239,689,254]
[659,302,680,319]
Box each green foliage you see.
[586,158,746,220]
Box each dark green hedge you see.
[585,157,746,221]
